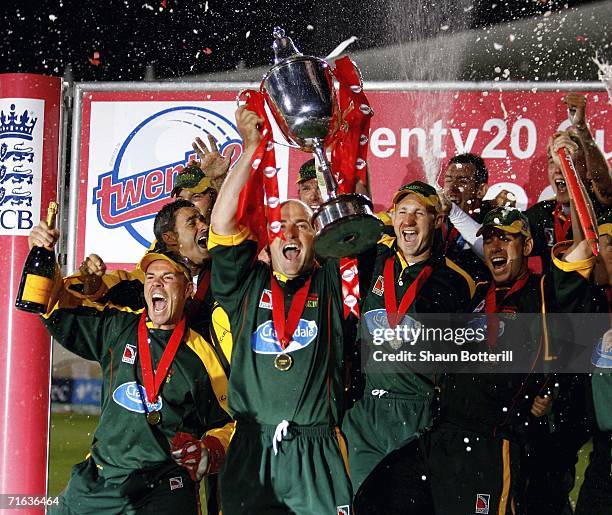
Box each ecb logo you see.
[93,106,242,248]
[0,102,40,235]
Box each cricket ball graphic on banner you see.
[91,105,242,250]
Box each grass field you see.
[48,412,593,505]
[49,412,99,496]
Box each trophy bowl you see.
[261,27,383,258]
[312,194,383,258]
[261,55,340,150]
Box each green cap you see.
[171,164,213,197]
[392,180,441,213]
[476,207,531,237]
[296,158,317,184]
[597,210,612,237]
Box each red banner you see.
[0,73,62,509]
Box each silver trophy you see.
[261,27,383,258]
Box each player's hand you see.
[564,93,587,129]
[550,132,579,167]
[493,189,516,208]
[79,254,106,295]
[192,135,235,180]
[171,433,209,481]
[28,221,59,250]
[235,106,263,151]
[437,189,452,216]
[530,395,552,418]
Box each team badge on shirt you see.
[372,275,384,296]
[169,477,183,490]
[475,493,490,514]
[121,343,137,364]
[259,289,273,310]
[337,506,351,515]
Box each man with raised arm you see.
[208,106,360,514]
[29,244,232,514]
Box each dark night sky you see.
[0,0,604,82]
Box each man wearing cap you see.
[342,180,474,511]
[426,203,599,515]
[34,248,232,514]
[296,158,324,209]
[207,106,371,514]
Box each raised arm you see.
[565,93,612,206]
[210,106,262,236]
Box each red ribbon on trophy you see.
[331,55,374,194]
[332,56,374,318]
[236,90,282,251]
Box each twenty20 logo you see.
[93,106,242,247]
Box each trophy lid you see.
[272,27,302,64]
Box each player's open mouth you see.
[490,256,508,272]
[555,179,567,193]
[282,243,301,261]
[151,292,168,313]
[196,232,208,248]
[401,229,418,244]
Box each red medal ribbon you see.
[485,272,531,348]
[553,203,572,244]
[270,275,313,350]
[137,311,186,404]
[187,269,210,318]
[443,223,460,254]
[383,256,433,329]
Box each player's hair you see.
[153,199,196,243]
[280,199,314,218]
[447,153,489,186]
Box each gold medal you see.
[146,410,161,425]
[274,353,293,371]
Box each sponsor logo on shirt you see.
[259,289,273,310]
[592,330,612,368]
[169,476,183,491]
[112,381,163,413]
[363,308,420,345]
[337,506,351,515]
[475,493,490,514]
[121,343,137,364]
[372,275,384,296]
[251,319,318,354]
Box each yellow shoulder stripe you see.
[378,234,396,248]
[445,257,476,299]
[551,241,595,281]
[208,225,252,250]
[43,271,143,319]
[185,329,230,414]
[212,305,233,364]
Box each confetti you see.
[88,51,101,66]
[203,47,213,55]
[160,0,167,8]
[49,14,57,21]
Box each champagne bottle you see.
[15,201,59,314]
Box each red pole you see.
[0,74,62,512]
[556,147,600,256]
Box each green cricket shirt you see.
[42,285,231,481]
[439,242,598,438]
[360,235,474,397]
[208,227,351,427]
